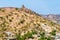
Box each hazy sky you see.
[0,0,60,15]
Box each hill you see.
[42,14,60,24]
[0,5,60,40]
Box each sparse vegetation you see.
[0,9,5,12]
[9,19,12,22]
[15,8,18,10]
[16,34,25,40]
[0,6,60,40]
[50,29,56,36]
[18,20,25,25]
[16,31,36,40]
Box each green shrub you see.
[24,32,33,38]
[16,34,25,40]
[50,30,56,36]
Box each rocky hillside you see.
[43,14,60,24]
[0,5,60,40]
